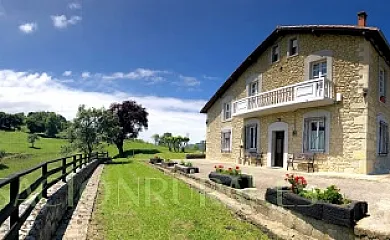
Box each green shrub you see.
[185,153,205,159]
[184,162,193,167]
[299,185,351,205]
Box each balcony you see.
[232,77,334,118]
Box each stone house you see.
[200,12,390,174]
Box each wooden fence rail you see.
[0,151,109,240]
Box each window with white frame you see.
[379,68,386,103]
[311,61,327,79]
[378,120,389,155]
[304,117,326,152]
[245,124,258,151]
[223,102,232,121]
[288,38,298,56]
[271,45,279,63]
[221,130,232,153]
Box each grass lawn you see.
[93,159,268,239]
[0,130,198,207]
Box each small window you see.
[304,117,326,152]
[245,124,258,150]
[378,120,389,155]
[379,68,386,103]
[249,81,258,96]
[288,38,298,56]
[221,130,232,153]
[223,102,231,121]
[271,45,279,63]
[311,61,327,79]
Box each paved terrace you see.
[184,159,390,237]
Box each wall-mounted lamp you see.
[362,88,369,98]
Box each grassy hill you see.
[0,130,196,178]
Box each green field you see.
[93,159,268,240]
[0,130,196,206]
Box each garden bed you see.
[208,172,254,189]
[149,158,163,164]
[174,164,199,174]
[161,161,178,168]
[265,187,368,228]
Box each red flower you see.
[219,165,224,168]
[236,166,240,170]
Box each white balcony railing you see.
[233,77,334,117]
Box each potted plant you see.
[161,159,178,168]
[175,161,199,174]
[208,165,254,189]
[265,173,368,228]
[149,155,163,164]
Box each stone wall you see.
[20,158,103,240]
[365,41,390,174]
[206,33,374,173]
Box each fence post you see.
[62,158,67,182]
[10,177,20,227]
[42,163,48,198]
[79,154,82,169]
[72,155,77,173]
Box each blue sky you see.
[0,0,389,142]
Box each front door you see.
[274,131,284,167]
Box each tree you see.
[68,105,103,154]
[26,111,67,136]
[102,100,148,156]
[27,133,39,148]
[151,134,160,145]
[182,137,190,152]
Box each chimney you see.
[357,11,368,27]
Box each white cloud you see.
[63,71,72,77]
[19,22,37,34]
[176,75,201,87]
[68,2,81,10]
[102,68,169,83]
[203,75,219,80]
[81,72,91,78]
[51,15,82,29]
[0,69,206,143]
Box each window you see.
[379,68,386,103]
[245,124,258,150]
[304,118,325,152]
[271,45,279,63]
[221,130,232,153]
[288,38,298,56]
[378,120,389,155]
[311,61,327,79]
[249,81,258,96]
[223,102,231,121]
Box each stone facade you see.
[206,32,390,174]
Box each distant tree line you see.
[0,112,25,130]
[151,133,190,152]
[26,112,69,137]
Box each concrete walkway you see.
[185,159,390,237]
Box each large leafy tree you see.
[67,105,103,154]
[102,100,148,156]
